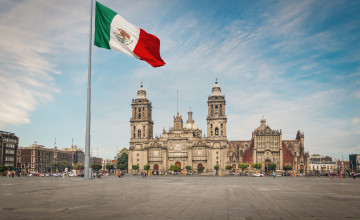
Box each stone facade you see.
[229,121,309,173]
[128,81,227,172]
[128,81,309,173]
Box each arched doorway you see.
[232,164,236,172]
[175,162,181,170]
[197,163,203,172]
[154,164,159,170]
[265,160,270,173]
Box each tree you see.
[170,165,179,171]
[268,163,276,172]
[238,163,249,175]
[283,165,292,172]
[0,165,11,172]
[132,165,139,171]
[198,166,205,173]
[106,164,114,172]
[225,165,232,174]
[252,163,262,170]
[143,165,150,170]
[118,164,127,170]
[73,163,84,170]
[117,151,128,169]
[214,165,219,170]
[91,164,102,172]
[186,166,192,171]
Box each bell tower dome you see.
[130,82,154,141]
[207,79,227,139]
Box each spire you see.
[137,82,146,99]
[187,107,194,124]
[211,79,221,96]
[260,116,266,126]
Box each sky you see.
[0,0,359,160]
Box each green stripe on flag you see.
[94,1,117,49]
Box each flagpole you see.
[84,0,94,180]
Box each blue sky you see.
[0,0,359,160]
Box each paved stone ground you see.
[0,175,359,220]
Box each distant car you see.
[68,173,77,177]
[252,173,264,177]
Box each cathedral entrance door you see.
[175,162,181,170]
[232,164,236,172]
[300,165,304,173]
[154,164,159,170]
[265,160,270,173]
[197,163,203,172]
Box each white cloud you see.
[0,1,88,128]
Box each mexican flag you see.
[94,2,166,67]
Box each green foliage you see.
[283,165,292,171]
[143,165,150,170]
[186,166,192,171]
[170,165,180,171]
[214,165,219,170]
[91,164,102,171]
[106,164,114,171]
[117,152,128,168]
[0,165,13,172]
[238,163,249,170]
[73,163,84,170]
[132,165,139,170]
[252,163,262,169]
[225,165,232,170]
[198,166,205,172]
[118,164,127,170]
[49,161,72,172]
[268,163,276,171]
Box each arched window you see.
[215,105,218,116]
[215,127,219,136]
[138,129,141,138]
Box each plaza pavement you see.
[0,175,359,220]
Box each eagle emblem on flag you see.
[113,28,133,45]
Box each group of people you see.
[141,171,148,178]
[2,171,16,177]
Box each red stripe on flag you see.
[133,29,166,67]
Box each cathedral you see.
[128,81,309,173]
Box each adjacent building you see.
[0,131,19,168]
[17,144,83,173]
[309,155,337,173]
[61,145,85,165]
[349,154,360,171]
[128,81,309,173]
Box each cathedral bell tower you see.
[130,83,154,141]
[207,79,227,139]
